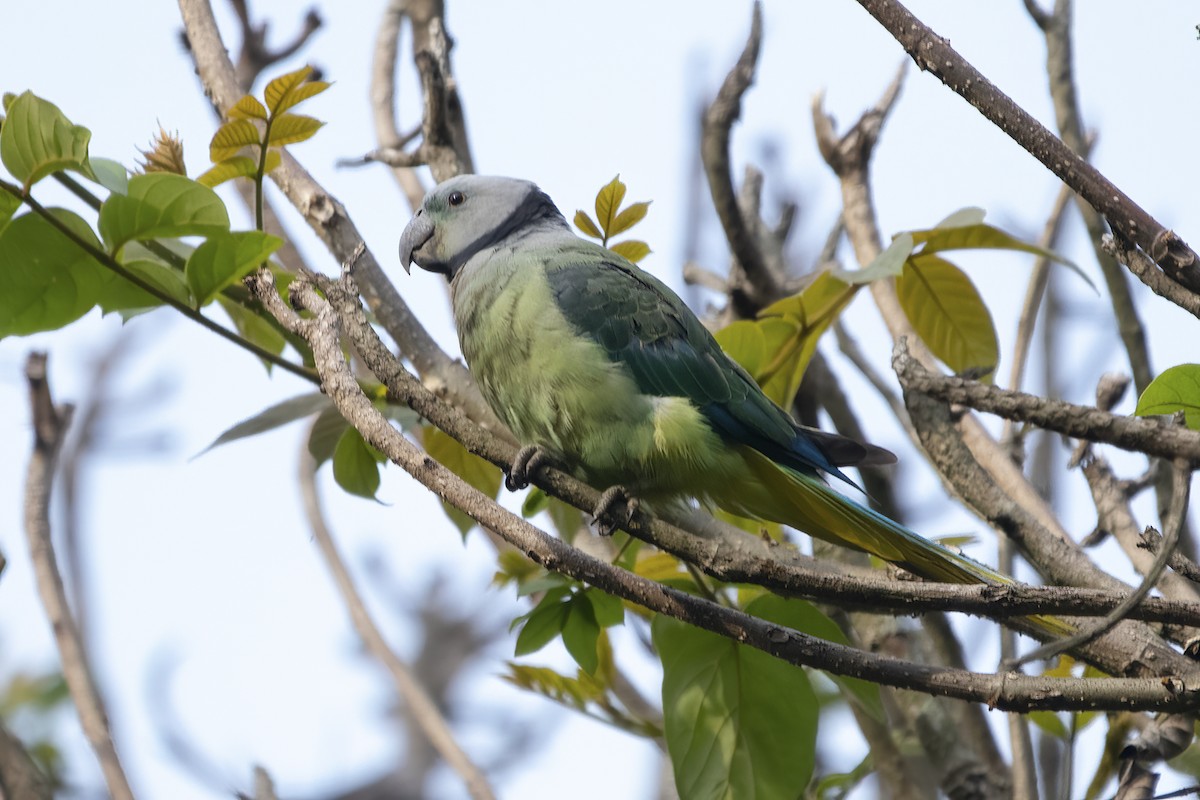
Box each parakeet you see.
[398,175,1032,589]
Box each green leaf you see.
[745,595,883,722]
[0,208,112,337]
[0,91,92,191]
[725,271,857,408]
[522,486,550,517]
[216,294,289,368]
[0,189,20,231]
[586,588,625,628]
[198,392,334,456]
[896,254,999,380]
[228,95,268,121]
[594,175,626,236]
[184,230,282,307]
[264,66,329,115]
[196,156,258,188]
[332,425,383,499]
[96,257,192,313]
[608,201,651,237]
[1134,364,1200,429]
[267,113,324,147]
[561,593,601,674]
[1030,710,1070,740]
[910,214,1094,291]
[514,589,572,656]
[421,425,503,536]
[98,173,230,252]
[88,157,129,194]
[209,119,262,161]
[308,406,349,467]
[833,232,913,284]
[573,210,602,240]
[609,239,650,263]
[654,613,818,800]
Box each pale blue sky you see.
[2,2,1198,798]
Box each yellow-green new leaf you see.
[573,210,602,240]
[594,175,626,236]
[0,91,93,192]
[608,201,651,238]
[609,239,650,263]
[196,150,281,188]
[267,113,324,147]
[264,66,328,115]
[896,254,998,380]
[209,119,261,161]
[228,95,268,121]
[1134,364,1200,429]
[421,425,503,536]
[197,157,256,188]
[833,232,913,285]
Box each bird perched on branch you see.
[399,175,1032,589]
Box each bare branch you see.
[701,2,783,308]
[298,434,496,800]
[852,0,1200,292]
[370,0,427,211]
[895,354,1200,463]
[1107,235,1200,320]
[23,352,136,800]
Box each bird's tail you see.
[723,447,1071,636]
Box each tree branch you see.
[701,2,782,309]
[23,352,136,800]
[894,353,1200,463]
[369,0,427,211]
[852,0,1200,292]
[240,269,1200,712]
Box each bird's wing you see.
[543,248,890,477]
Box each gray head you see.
[398,175,567,279]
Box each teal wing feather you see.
[542,248,885,478]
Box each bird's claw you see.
[506,445,550,492]
[592,485,639,536]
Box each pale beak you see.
[398,210,434,275]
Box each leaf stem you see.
[0,178,317,384]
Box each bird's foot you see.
[506,445,553,492]
[592,485,639,536]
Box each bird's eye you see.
[448,191,465,207]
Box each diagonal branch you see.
[242,269,1200,713]
[852,0,1200,292]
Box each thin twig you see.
[1107,235,1200,320]
[1141,530,1200,586]
[23,352,136,800]
[1007,461,1192,668]
[298,431,496,800]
